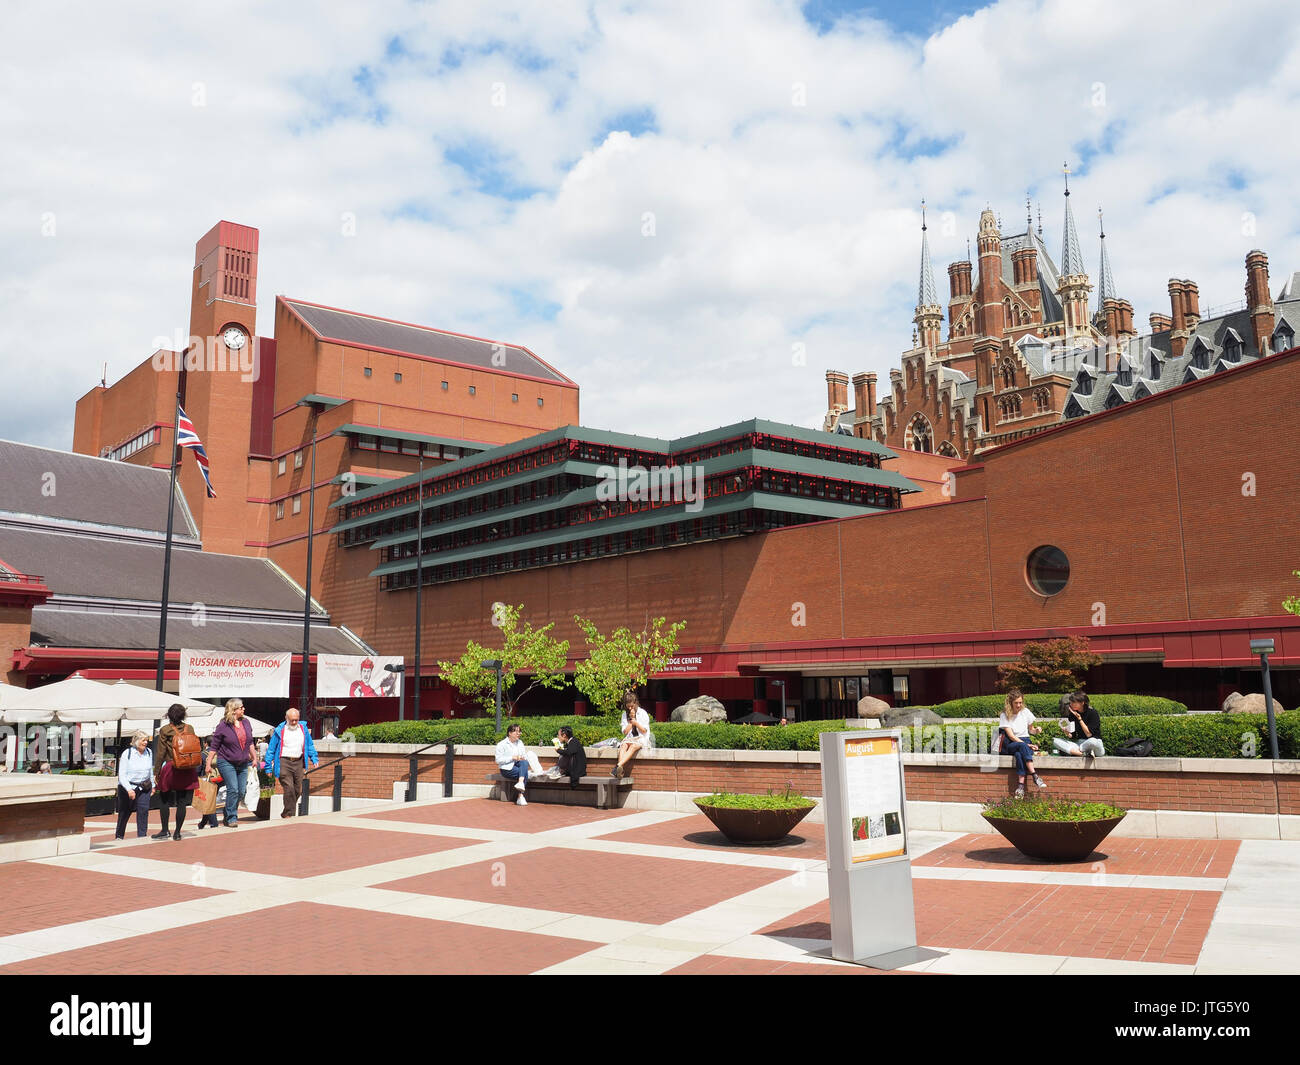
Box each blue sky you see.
[2,0,1298,450]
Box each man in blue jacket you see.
[266,707,319,818]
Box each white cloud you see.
[2,0,1299,453]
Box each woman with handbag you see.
[114,731,155,840]
[153,703,200,840]
[196,738,221,829]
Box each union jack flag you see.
[176,406,217,498]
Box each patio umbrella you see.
[0,676,127,715]
[732,710,779,725]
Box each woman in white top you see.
[612,691,651,779]
[996,689,1046,798]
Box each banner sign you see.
[180,650,291,700]
[317,655,402,699]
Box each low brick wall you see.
[0,797,84,844]
[314,741,1300,816]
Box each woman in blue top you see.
[114,731,155,840]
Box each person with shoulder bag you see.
[153,703,201,840]
[210,699,256,827]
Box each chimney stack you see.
[1167,280,1188,358]
[1246,250,1275,355]
[865,372,877,416]
[1150,312,1172,334]
[851,372,869,419]
[1115,298,1135,339]
[948,259,973,299]
[1183,280,1200,329]
[825,370,849,412]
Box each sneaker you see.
[1014,785,1025,799]
[514,777,526,792]
[152,830,171,840]
[1033,774,1046,789]
[516,795,527,806]
[171,830,182,841]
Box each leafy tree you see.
[436,603,569,717]
[1284,570,1300,617]
[996,636,1101,694]
[572,615,686,716]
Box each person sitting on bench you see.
[612,690,650,779]
[555,725,587,786]
[495,723,530,806]
[1054,691,1104,758]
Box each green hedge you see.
[345,711,1299,760]
[899,712,1300,759]
[929,694,1188,718]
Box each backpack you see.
[171,728,201,770]
[1114,737,1153,758]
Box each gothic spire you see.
[917,199,939,308]
[1095,207,1117,309]
[1060,162,1086,277]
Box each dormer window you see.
[1223,328,1243,363]
[1114,359,1132,386]
[1273,318,1294,353]
[1074,371,1093,396]
[1103,388,1126,411]
[1190,337,1211,370]
[1146,351,1163,380]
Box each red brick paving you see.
[592,814,825,860]
[361,798,630,833]
[916,834,1240,878]
[759,880,1220,964]
[0,903,595,975]
[378,846,790,923]
[135,822,485,878]
[0,862,226,936]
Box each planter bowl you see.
[982,813,1125,862]
[694,800,814,844]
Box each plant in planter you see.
[694,786,817,844]
[981,796,1126,862]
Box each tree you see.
[436,604,569,717]
[996,636,1101,694]
[1284,570,1300,617]
[572,615,686,717]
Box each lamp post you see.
[481,659,503,732]
[297,401,322,716]
[385,663,407,722]
[1250,638,1279,760]
[413,453,424,721]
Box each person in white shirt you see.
[495,723,530,806]
[114,731,156,840]
[995,689,1046,798]
[613,690,651,779]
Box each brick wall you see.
[0,798,84,844]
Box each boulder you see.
[1221,691,1285,715]
[856,695,891,719]
[879,705,943,729]
[671,695,728,724]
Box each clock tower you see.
[179,221,261,555]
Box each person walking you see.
[153,703,201,840]
[495,723,530,806]
[265,707,318,818]
[114,731,155,840]
[210,699,256,828]
[196,737,221,830]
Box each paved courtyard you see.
[2,799,1298,975]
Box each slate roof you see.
[0,441,195,539]
[0,526,324,613]
[281,298,572,384]
[28,609,367,654]
[999,229,1064,322]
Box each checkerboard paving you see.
[0,796,1287,975]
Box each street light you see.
[384,663,407,722]
[1250,638,1279,760]
[480,659,503,732]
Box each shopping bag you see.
[192,775,220,815]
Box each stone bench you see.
[486,773,633,809]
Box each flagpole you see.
[155,391,183,691]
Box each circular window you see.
[1026,545,1070,596]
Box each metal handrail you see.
[405,738,456,802]
[300,756,346,814]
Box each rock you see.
[857,695,891,719]
[671,695,728,724]
[879,705,943,729]
[1222,691,1285,715]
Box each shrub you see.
[996,636,1101,692]
[983,796,1126,821]
[346,716,617,748]
[930,694,1187,718]
[695,790,815,810]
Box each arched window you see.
[999,360,1016,390]
[1011,394,1022,415]
[938,441,960,458]
[906,413,933,454]
[1034,389,1049,413]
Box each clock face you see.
[221,326,247,351]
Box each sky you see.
[3,0,1298,450]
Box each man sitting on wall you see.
[495,723,529,806]
[1054,691,1104,758]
